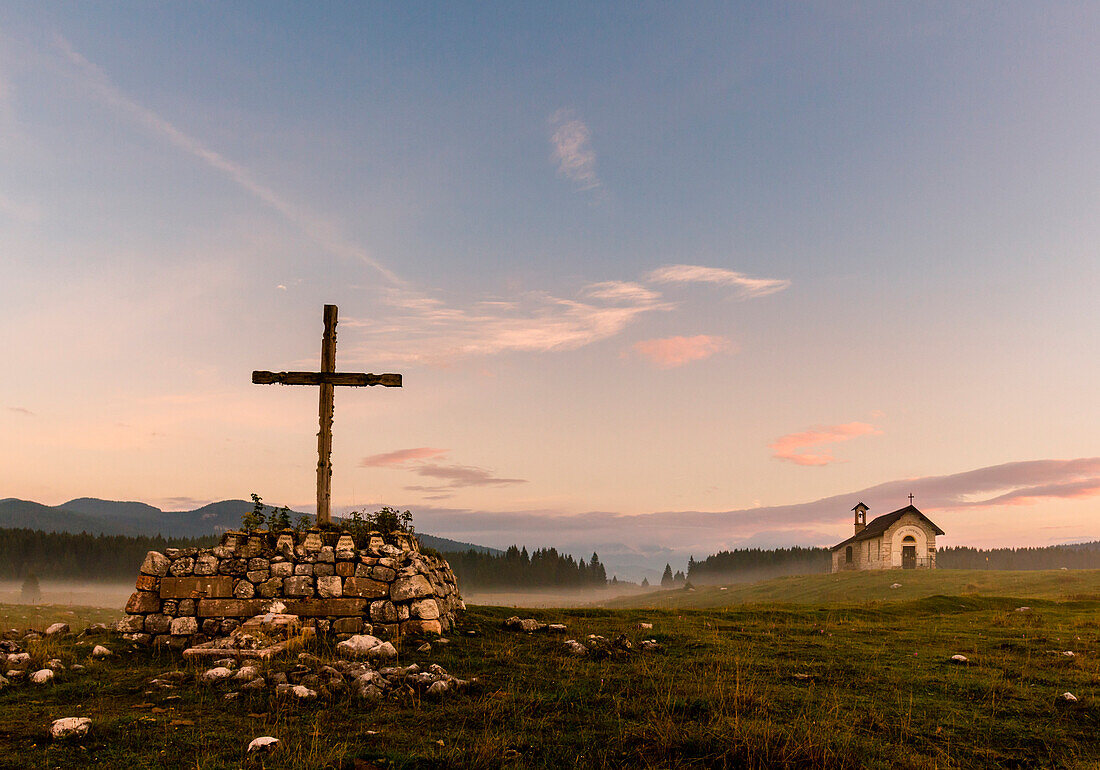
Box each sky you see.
[1,3,1098,580]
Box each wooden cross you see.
[252,304,401,526]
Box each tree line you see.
[441,545,608,589]
[687,546,831,583]
[0,529,609,590]
[0,528,218,580]
[938,543,1100,570]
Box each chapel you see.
[830,501,943,572]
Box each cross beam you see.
[252,304,401,526]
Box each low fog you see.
[0,580,656,611]
[0,580,134,610]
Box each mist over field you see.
[0,580,133,611]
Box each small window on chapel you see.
[845,546,853,563]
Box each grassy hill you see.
[598,568,1100,609]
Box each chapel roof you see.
[830,505,944,551]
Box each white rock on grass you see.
[6,653,31,670]
[373,642,398,661]
[201,667,234,683]
[51,717,91,739]
[45,623,70,637]
[1060,692,1079,703]
[950,655,968,664]
[1062,651,1076,658]
[1015,606,1032,612]
[335,634,383,658]
[890,583,902,589]
[563,640,588,657]
[31,669,55,684]
[248,736,280,754]
[91,645,112,659]
[233,665,261,681]
[426,680,449,696]
[275,683,317,700]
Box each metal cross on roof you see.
[908,493,915,505]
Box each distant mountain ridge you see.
[0,497,499,555]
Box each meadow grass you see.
[1,572,1098,768]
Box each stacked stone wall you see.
[118,530,463,649]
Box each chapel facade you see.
[830,502,943,573]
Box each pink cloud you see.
[345,283,670,366]
[360,447,449,467]
[409,463,527,488]
[632,335,731,368]
[770,422,883,466]
[645,264,790,298]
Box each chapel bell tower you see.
[853,502,869,534]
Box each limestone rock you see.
[91,645,112,659]
[950,654,968,663]
[141,551,170,577]
[284,576,313,597]
[114,615,145,633]
[335,634,383,658]
[503,617,545,633]
[563,640,588,657]
[194,554,219,576]
[145,614,171,635]
[391,574,432,601]
[170,617,198,636]
[51,717,91,740]
[411,599,440,620]
[248,736,280,754]
[125,591,161,614]
[45,623,70,637]
[233,665,261,682]
[316,575,342,598]
[31,669,55,684]
[6,652,30,670]
[276,683,317,700]
[202,667,234,683]
[169,557,196,577]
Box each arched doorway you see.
[901,535,917,569]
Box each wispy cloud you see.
[770,422,883,466]
[632,335,731,368]
[346,282,670,365]
[52,35,401,285]
[363,447,526,492]
[7,406,35,417]
[360,447,449,467]
[549,108,601,193]
[646,264,791,299]
[408,463,527,489]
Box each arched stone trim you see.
[889,524,929,568]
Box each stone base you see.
[120,530,464,647]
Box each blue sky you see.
[1,3,1098,579]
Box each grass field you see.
[598,568,1100,609]
[1,570,1099,768]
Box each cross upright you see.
[252,304,401,526]
[908,493,915,505]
